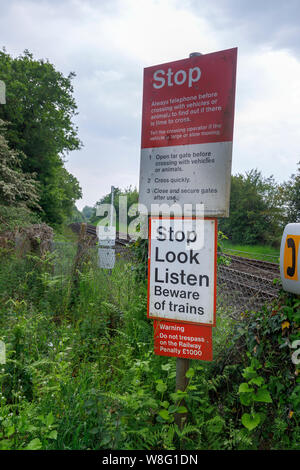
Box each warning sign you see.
[154,320,213,361]
[148,217,217,326]
[139,48,237,217]
[98,248,115,269]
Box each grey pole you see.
[189,52,202,58]
[110,186,114,227]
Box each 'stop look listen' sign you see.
[139,48,237,217]
[148,217,217,326]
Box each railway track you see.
[69,223,281,306]
[217,253,280,311]
[67,222,281,312]
[70,223,280,272]
[69,223,130,245]
[217,265,279,297]
[221,252,279,273]
[219,252,279,279]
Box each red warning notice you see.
[154,320,213,361]
[141,48,237,149]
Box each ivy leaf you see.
[160,401,169,409]
[249,377,264,386]
[253,388,272,403]
[48,430,58,440]
[177,406,188,414]
[158,409,170,420]
[25,438,42,450]
[242,367,257,380]
[145,397,159,410]
[239,393,253,406]
[238,383,254,393]
[241,413,261,431]
[168,405,178,414]
[186,368,195,379]
[156,382,167,393]
[170,390,187,402]
[45,412,55,427]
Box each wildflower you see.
[281,321,290,331]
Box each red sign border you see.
[147,216,217,327]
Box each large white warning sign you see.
[148,217,217,326]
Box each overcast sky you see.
[1,0,300,209]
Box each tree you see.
[0,120,39,209]
[219,169,284,246]
[82,206,94,221]
[68,205,86,224]
[91,186,139,230]
[0,119,41,231]
[39,165,82,226]
[0,49,82,225]
[283,162,300,223]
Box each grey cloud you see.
[1,0,299,208]
[187,0,300,57]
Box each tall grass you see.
[222,240,280,262]
[0,239,297,450]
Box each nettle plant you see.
[238,354,272,431]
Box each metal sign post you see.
[110,186,115,227]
